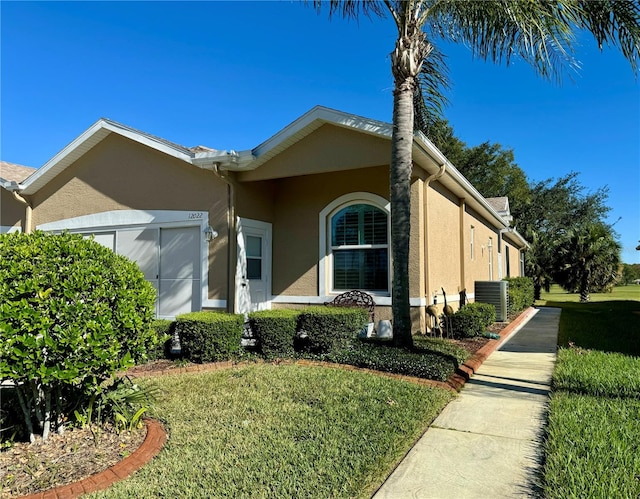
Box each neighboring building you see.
[1,106,528,332]
[1,161,37,233]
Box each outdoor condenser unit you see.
[474,280,509,322]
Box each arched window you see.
[319,193,391,296]
[330,206,390,295]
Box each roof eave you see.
[20,119,195,195]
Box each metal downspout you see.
[423,163,446,313]
[212,165,237,314]
[11,191,32,234]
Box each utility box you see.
[474,280,509,322]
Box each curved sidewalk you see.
[374,307,561,499]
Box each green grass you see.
[539,283,640,303]
[89,364,454,498]
[538,289,640,498]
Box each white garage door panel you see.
[88,232,116,251]
[117,229,160,280]
[158,279,201,317]
[160,227,199,279]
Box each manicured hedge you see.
[176,312,244,363]
[298,306,369,354]
[249,309,301,358]
[326,339,468,381]
[451,302,497,338]
[504,276,534,313]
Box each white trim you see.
[37,210,207,231]
[318,192,391,297]
[202,299,227,309]
[270,295,430,307]
[0,225,22,234]
[37,210,213,316]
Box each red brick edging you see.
[19,419,166,499]
[21,307,536,498]
[446,306,538,392]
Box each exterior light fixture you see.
[204,226,218,242]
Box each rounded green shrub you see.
[0,231,156,441]
[504,276,534,314]
[451,302,497,338]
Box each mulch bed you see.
[0,424,146,498]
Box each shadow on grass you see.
[544,300,640,357]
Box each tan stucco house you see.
[1,106,528,333]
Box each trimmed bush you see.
[505,276,534,313]
[249,309,300,358]
[298,306,369,354]
[451,302,497,338]
[176,311,243,363]
[0,231,156,441]
[326,340,465,381]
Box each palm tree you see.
[554,222,621,302]
[313,0,640,348]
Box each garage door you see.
[88,226,201,318]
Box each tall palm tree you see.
[313,0,640,348]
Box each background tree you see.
[621,263,640,284]
[314,0,640,347]
[553,221,621,301]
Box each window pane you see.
[332,208,359,246]
[332,204,387,246]
[333,248,388,292]
[247,258,262,280]
[246,236,262,258]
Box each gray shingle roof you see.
[0,161,36,183]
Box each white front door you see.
[236,218,271,315]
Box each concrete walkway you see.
[374,307,561,499]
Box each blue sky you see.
[2,1,639,263]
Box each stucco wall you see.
[0,188,25,231]
[425,181,462,306]
[463,206,500,293]
[29,134,230,300]
[239,124,393,182]
[268,165,389,296]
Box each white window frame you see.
[319,192,391,297]
[470,225,475,260]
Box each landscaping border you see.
[19,306,537,498]
[18,419,166,499]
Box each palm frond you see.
[427,0,579,83]
[309,0,388,21]
[414,40,450,134]
[575,0,640,74]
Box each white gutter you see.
[413,131,508,230]
[191,150,255,170]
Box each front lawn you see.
[538,291,640,498]
[88,364,454,498]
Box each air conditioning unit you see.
[474,280,509,322]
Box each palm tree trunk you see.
[390,80,414,349]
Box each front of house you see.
[1,106,528,333]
